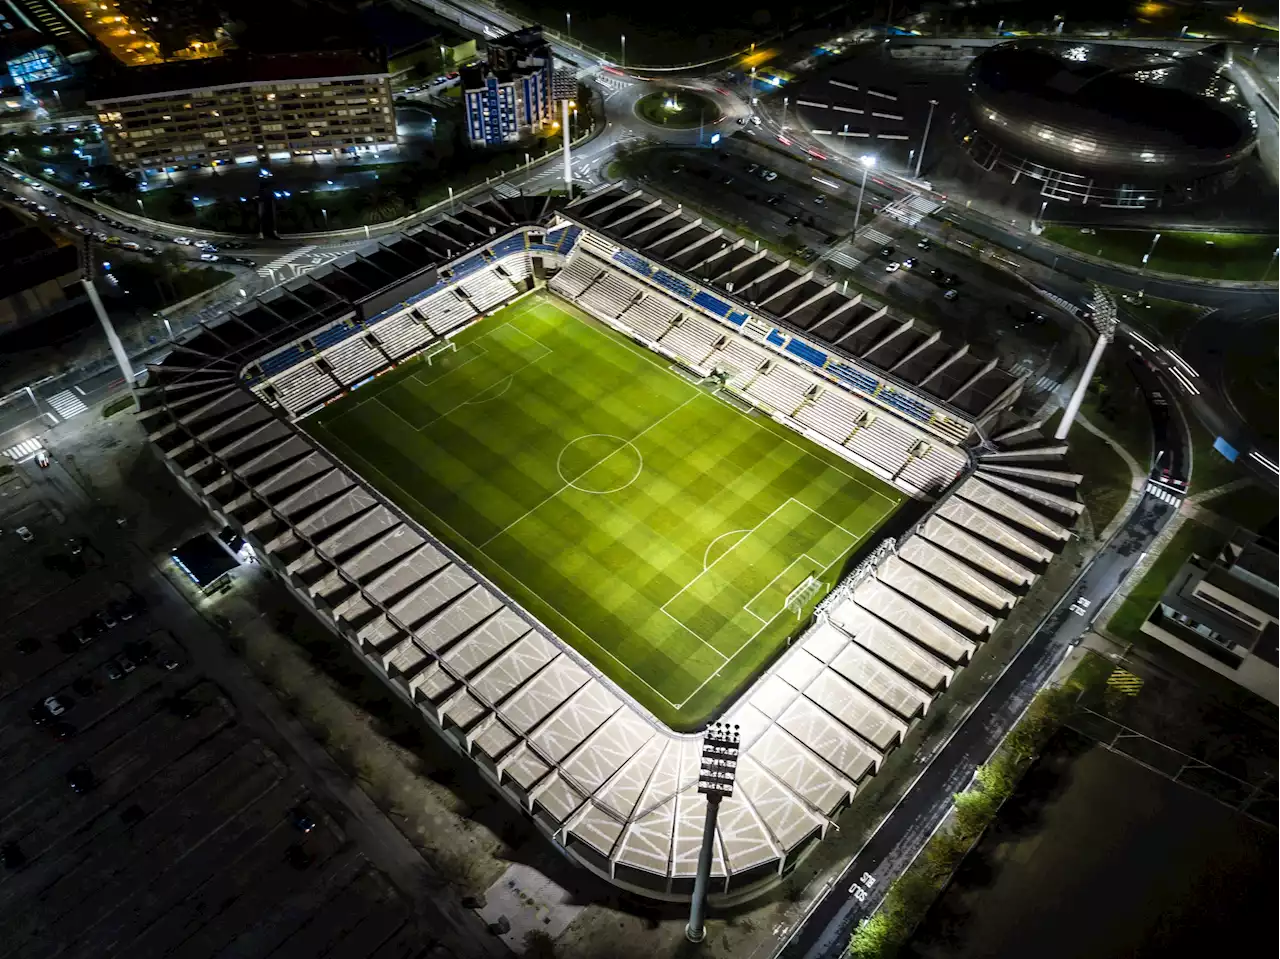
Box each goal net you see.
[784,575,825,620]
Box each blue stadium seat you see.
[726,311,749,326]
[692,290,730,317]
[785,338,827,368]
[765,329,786,346]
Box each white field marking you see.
[659,607,731,661]
[743,555,820,623]
[374,395,421,432]
[555,434,645,494]
[661,497,805,615]
[703,528,752,571]
[460,373,515,406]
[674,493,898,709]
[413,340,551,430]
[547,293,899,509]
[479,392,701,548]
[309,424,688,711]
[407,340,489,391]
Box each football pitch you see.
[304,293,903,728]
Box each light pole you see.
[137,198,144,215]
[914,99,937,178]
[565,11,571,40]
[781,96,788,129]
[621,34,626,71]
[686,722,740,944]
[163,317,174,342]
[1265,246,1278,281]
[1141,232,1162,270]
[852,154,875,237]
[321,207,328,228]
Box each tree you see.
[97,163,140,197]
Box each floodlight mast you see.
[686,722,740,943]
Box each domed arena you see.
[956,40,1257,208]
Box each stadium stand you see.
[659,315,721,367]
[322,334,386,385]
[579,270,642,318]
[549,256,604,299]
[459,268,519,312]
[618,295,680,340]
[139,199,1083,905]
[415,289,478,336]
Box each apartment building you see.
[462,26,553,147]
[1142,526,1279,704]
[89,49,396,175]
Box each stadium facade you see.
[956,40,1256,208]
[140,186,1081,903]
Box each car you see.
[74,223,88,233]
[105,236,121,246]
[66,764,95,794]
[877,246,894,259]
[720,175,734,185]
[108,599,134,623]
[747,163,759,174]
[92,231,108,242]
[121,241,140,251]
[117,653,137,674]
[71,622,93,646]
[902,257,917,269]
[289,807,317,834]
[193,239,214,250]
[928,267,942,279]
[812,195,825,205]
[16,526,33,542]
[172,236,192,245]
[943,288,959,300]
[97,607,118,630]
[885,262,901,273]
[35,449,50,468]
[786,214,801,225]
[736,117,746,125]
[16,636,40,655]
[158,652,182,671]
[48,720,75,741]
[44,695,70,717]
[1,842,25,870]
[105,660,122,683]
[144,246,159,256]
[940,274,956,286]
[200,253,219,262]
[917,238,931,250]
[765,194,781,205]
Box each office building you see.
[89,48,396,176]
[462,26,553,147]
[1142,526,1278,704]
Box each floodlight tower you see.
[1055,286,1117,440]
[685,722,740,943]
[561,98,573,198]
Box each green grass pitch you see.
[304,293,903,728]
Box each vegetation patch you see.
[1044,227,1279,282]
[102,395,135,418]
[1107,519,1221,642]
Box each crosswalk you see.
[1107,667,1144,697]
[860,227,894,246]
[1145,482,1183,506]
[2,438,43,461]
[256,245,316,277]
[490,181,522,199]
[881,193,941,226]
[826,249,861,270]
[46,389,87,420]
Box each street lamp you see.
[852,154,875,237]
[1141,232,1162,269]
[914,99,937,178]
[621,34,626,70]
[1264,246,1278,281]
[321,207,328,228]
[686,722,740,944]
[137,198,144,214]
[781,96,788,130]
[565,11,571,40]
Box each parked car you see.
[172,236,192,245]
[200,253,219,262]
[289,807,317,834]
[943,288,959,300]
[885,262,901,273]
[812,195,825,205]
[1,842,25,870]
[878,246,894,260]
[66,764,95,793]
[902,257,917,269]
[917,237,931,250]
[35,449,50,468]
[158,651,182,671]
[762,170,777,181]
[16,526,33,542]
[118,653,137,674]
[96,607,118,630]
[44,695,71,717]
[107,599,133,622]
[105,660,123,681]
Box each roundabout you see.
[556,434,644,494]
[633,88,722,130]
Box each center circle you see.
[556,434,644,494]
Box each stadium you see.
[140,186,1081,902]
[956,40,1256,208]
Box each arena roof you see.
[562,183,1020,426]
[137,193,1080,900]
[967,41,1255,177]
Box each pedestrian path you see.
[2,437,42,461]
[46,389,87,420]
[1145,481,1183,506]
[880,193,941,226]
[861,226,894,246]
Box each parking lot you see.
[634,144,1074,366]
[0,456,442,959]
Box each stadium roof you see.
[561,183,1019,423]
[137,191,1081,897]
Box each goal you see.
[784,574,825,620]
[422,339,457,366]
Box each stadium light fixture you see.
[687,723,740,943]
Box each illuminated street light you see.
[621,34,626,71]
[685,722,739,943]
[1141,232,1162,269]
[914,99,938,177]
[852,154,876,237]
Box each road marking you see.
[46,389,87,420]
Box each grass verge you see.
[1052,411,1133,535]
[1045,227,1279,282]
[102,395,135,418]
[1106,519,1221,642]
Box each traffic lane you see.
[1124,349,1182,482]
